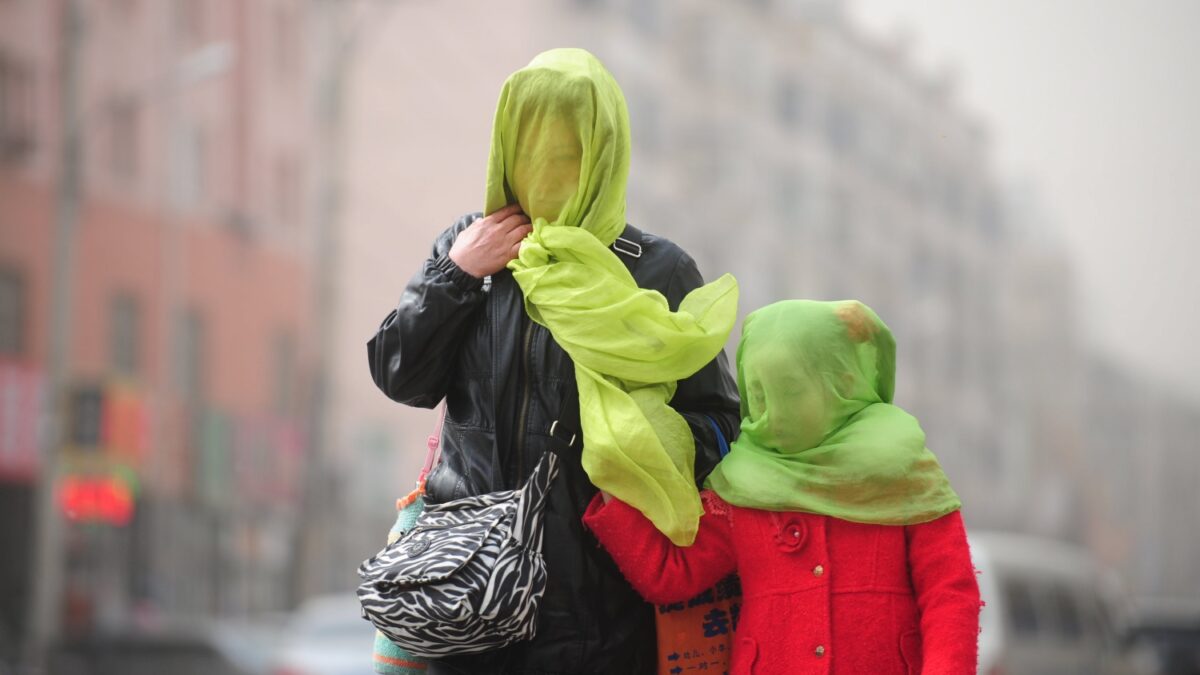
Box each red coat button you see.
[775,518,807,552]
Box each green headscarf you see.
[705,300,960,524]
[489,49,739,546]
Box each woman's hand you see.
[448,204,532,278]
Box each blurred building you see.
[0,0,316,647]
[335,0,1024,560]
[338,0,1195,603]
[1083,357,1200,600]
[561,0,1022,516]
[550,0,1040,529]
[4,0,1193,653]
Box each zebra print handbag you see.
[356,450,560,658]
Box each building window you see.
[627,89,661,155]
[273,331,295,416]
[275,154,300,227]
[903,148,928,205]
[685,125,724,188]
[174,307,206,404]
[172,123,207,209]
[108,98,139,180]
[825,99,858,155]
[629,0,662,35]
[774,76,805,130]
[829,186,854,252]
[772,168,803,226]
[978,194,1003,240]
[173,0,204,42]
[0,52,36,163]
[0,268,25,356]
[110,292,141,376]
[273,4,300,80]
[942,173,967,220]
[861,114,896,180]
[679,12,716,83]
[910,246,938,294]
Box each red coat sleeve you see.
[905,510,981,675]
[583,492,736,605]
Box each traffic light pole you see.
[23,0,84,671]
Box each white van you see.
[969,531,1148,675]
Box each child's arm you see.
[905,510,981,675]
[583,491,736,605]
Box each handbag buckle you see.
[612,236,642,259]
[548,420,577,448]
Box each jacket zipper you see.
[513,317,534,487]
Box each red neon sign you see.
[58,475,135,526]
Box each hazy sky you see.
[849,0,1200,400]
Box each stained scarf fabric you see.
[488,49,738,545]
[705,300,961,524]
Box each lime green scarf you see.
[488,49,738,545]
[705,300,960,524]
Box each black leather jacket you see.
[367,213,740,675]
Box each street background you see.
[1,1,1197,673]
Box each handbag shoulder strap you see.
[513,451,559,547]
[396,402,446,510]
[420,401,447,482]
[611,223,643,274]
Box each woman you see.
[367,48,740,674]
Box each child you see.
[584,300,980,675]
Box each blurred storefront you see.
[0,359,42,650]
[0,0,321,656]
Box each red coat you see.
[583,491,980,675]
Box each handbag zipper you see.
[404,521,487,535]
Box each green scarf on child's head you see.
[488,48,738,546]
[706,300,960,524]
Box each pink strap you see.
[396,402,446,510]
[418,401,446,484]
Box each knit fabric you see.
[584,491,980,675]
[373,495,429,674]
